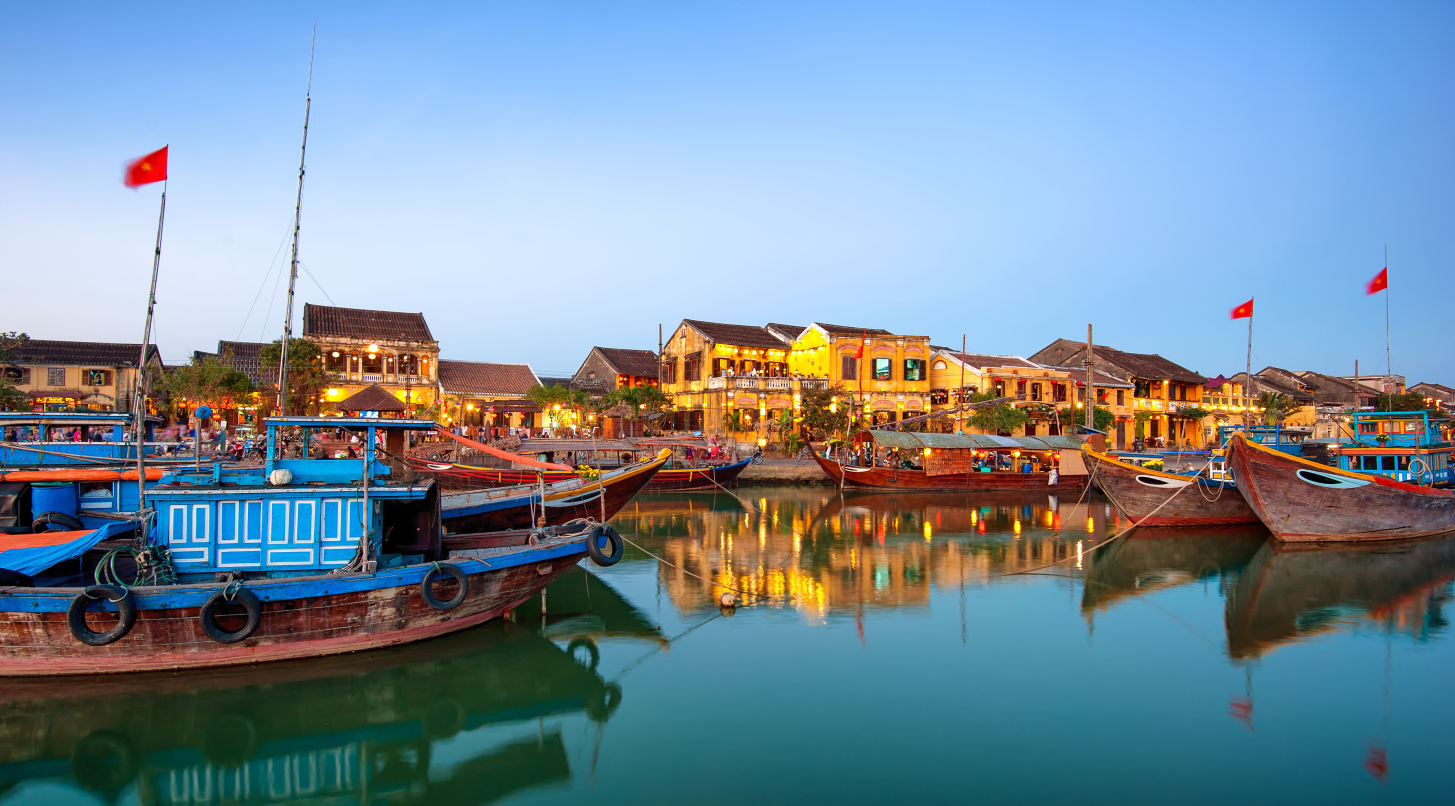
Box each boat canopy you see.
[852,430,1084,452]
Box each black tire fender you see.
[585,524,624,567]
[67,585,137,646]
[567,637,600,670]
[420,562,468,610]
[33,511,84,532]
[199,587,262,644]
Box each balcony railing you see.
[706,377,726,390]
[764,378,791,390]
[799,378,829,391]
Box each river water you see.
[5,485,1453,805]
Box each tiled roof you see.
[14,339,160,367]
[1094,345,1206,385]
[538,376,573,389]
[333,384,406,412]
[594,347,659,378]
[217,341,271,386]
[681,319,786,349]
[934,349,1040,371]
[1034,364,1136,388]
[302,303,435,342]
[765,323,807,342]
[812,322,894,338]
[437,360,539,396]
[1411,382,1454,395]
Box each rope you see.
[616,533,776,602]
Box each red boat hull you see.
[1084,448,1258,526]
[811,452,1088,492]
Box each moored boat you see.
[1083,445,1258,526]
[1226,431,1455,542]
[812,429,1090,492]
[412,437,751,492]
[0,417,628,676]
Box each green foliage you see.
[260,339,330,415]
[720,408,747,435]
[799,384,850,439]
[965,391,1028,436]
[162,355,254,419]
[1257,391,1293,424]
[1172,407,1211,421]
[607,384,670,420]
[776,410,803,455]
[1133,411,1151,439]
[1374,392,1429,412]
[0,331,30,411]
[1089,405,1117,433]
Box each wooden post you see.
[1085,324,1094,433]
[958,335,966,432]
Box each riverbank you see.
[737,460,833,484]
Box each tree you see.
[965,392,1028,436]
[1374,392,1428,412]
[1168,407,1210,447]
[1257,392,1293,424]
[799,384,850,442]
[1087,405,1117,434]
[607,384,670,423]
[162,355,254,425]
[776,410,803,455]
[720,408,749,449]
[0,331,30,411]
[260,339,331,416]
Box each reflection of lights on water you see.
[1044,511,1054,527]
[924,522,932,541]
[971,510,978,525]
[1076,540,1083,570]
[1087,517,1095,533]
[977,521,986,534]
[1013,519,1021,536]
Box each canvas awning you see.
[853,429,1083,452]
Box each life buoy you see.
[33,511,84,532]
[585,524,624,567]
[67,585,137,646]
[199,587,262,643]
[568,637,600,670]
[420,562,468,610]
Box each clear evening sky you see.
[3,2,1451,382]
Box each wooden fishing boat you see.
[811,430,1090,492]
[1226,432,1455,542]
[1224,532,1455,659]
[1083,445,1258,526]
[439,448,671,533]
[0,418,629,676]
[411,438,752,492]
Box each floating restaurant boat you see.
[811,430,1090,491]
[1082,445,1259,527]
[1226,430,1455,543]
[411,436,751,492]
[1224,532,1455,659]
[438,448,671,533]
[0,417,626,676]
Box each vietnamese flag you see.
[1230,298,1253,320]
[1366,267,1388,295]
[124,146,168,187]
[852,329,867,359]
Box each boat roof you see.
[853,429,1084,451]
[0,411,159,425]
[265,417,440,430]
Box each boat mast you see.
[134,177,167,512]
[276,26,315,415]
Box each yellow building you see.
[928,350,1078,436]
[304,304,440,415]
[785,323,932,428]
[7,339,163,413]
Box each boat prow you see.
[1082,445,1257,527]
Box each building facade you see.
[6,339,163,413]
[437,360,541,431]
[303,304,440,415]
[571,347,659,395]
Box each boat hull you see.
[811,452,1088,492]
[0,541,586,676]
[440,451,668,532]
[415,456,749,492]
[1227,433,1455,542]
[1084,447,1257,526]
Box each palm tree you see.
[1258,391,1292,425]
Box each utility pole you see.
[1084,324,1094,433]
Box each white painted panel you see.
[294,500,316,544]
[192,504,211,544]
[266,548,314,565]
[168,505,189,545]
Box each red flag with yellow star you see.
[1230,298,1253,320]
[124,146,168,187]
[1366,267,1388,295]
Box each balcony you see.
[799,378,829,391]
[764,378,792,390]
[707,377,726,390]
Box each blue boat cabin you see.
[149,417,441,580]
[0,411,157,466]
[1337,411,1453,487]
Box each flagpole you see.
[134,176,167,515]
[1384,244,1391,387]
[277,25,315,415]
[1244,301,1253,428]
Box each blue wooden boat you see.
[1332,410,1454,487]
[0,417,626,676]
[0,411,161,467]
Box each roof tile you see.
[303,303,435,342]
[438,359,539,396]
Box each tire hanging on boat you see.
[67,585,136,646]
[420,562,468,610]
[586,524,624,567]
[33,511,84,532]
[199,587,262,643]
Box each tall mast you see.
[276,26,315,414]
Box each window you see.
[684,355,701,382]
[384,354,396,375]
[399,354,417,375]
[1052,383,1067,402]
[712,357,734,377]
[841,355,857,381]
[1025,422,1037,436]
[1077,387,1086,402]
[1,367,27,384]
[903,359,925,381]
[83,370,112,386]
[1116,390,1125,406]
[993,380,1006,397]
[873,358,891,381]
[1360,456,1378,471]
[362,352,383,373]
[933,361,947,370]
[46,367,65,386]
[1016,379,1026,397]
[1030,382,1042,401]
[1134,380,1151,398]
[419,356,431,378]
[1381,456,1396,471]
[1398,456,1411,470]
[326,349,346,371]
[660,357,677,383]
[1358,422,1378,435]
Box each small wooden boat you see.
[1083,446,1258,526]
[1224,532,1455,659]
[0,417,629,676]
[1227,431,1455,542]
[439,448,671,533]
[811,429,1090,492]
[411,438,752,492]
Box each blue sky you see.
[3,2,1451,381]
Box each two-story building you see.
[1029,339,1207,449]
[1032,362,1136,437]
[6,339,163,413]
[437,360,541,431]
[303,304,440,415]
[570,347,659,395]
[927,350,1080,436]
[659,319,794,438]
[786,323,932,428]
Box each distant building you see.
[928,349,1089,437]
[437,360,541,430]
[571,347,659,394]
[1028,339,1207,449]
[1410,382,1454,412]
[302,304,440,414]
[5,339,163,413]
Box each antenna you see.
[276,23,316,414]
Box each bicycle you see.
[794,445,816,465]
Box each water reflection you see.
[1081,527,1268,618]
[1226,535,1455,659]
[0,566,653,805]
[614,488,1124,617]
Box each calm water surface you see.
[6,486,1453,805]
